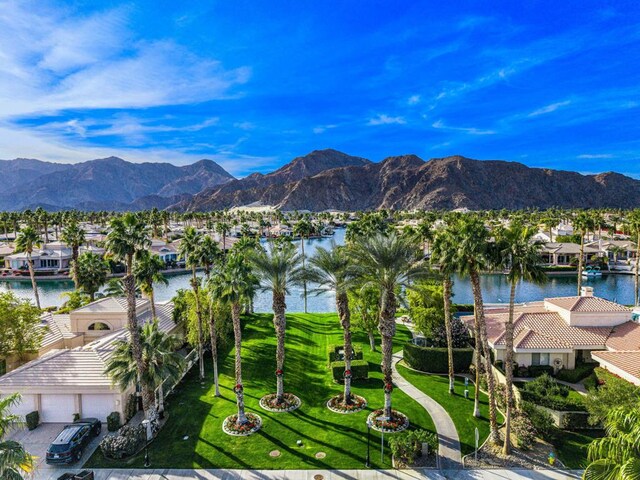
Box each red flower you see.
[275,369,284,376]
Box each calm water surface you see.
[1,227,636,309]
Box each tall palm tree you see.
[292,217,313,313]
[105,213,152,415]
[105,319,184,418]
[495,220,546,455]
[212,253,257,424]
[450,215,499,440]
[0,393,33,480]
[250,241,305,404]
[574,211,596,295]
[306,243,356,405]
[14,226,42,309]
[583,407,640,480]
[178,226,206,379]
[61,221,86,289]
[133,250,168,320]
[431,222,458,394]
[199,235,222,279]
[626,209,640,306]
[216,221,231,253]
[72,252,110,301]
[348,232,428,420]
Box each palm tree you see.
[348,232,428,420]
[292,218,313,313]
[0,393,33,480]
[178,226,206,380]
[133,251,168,320]
[626,210,640,306]
[583,407,640,480]
[105,319,184,418]
[250,241,305,404]
[495,220,546,455]
[574,211,596,295]
[431,222,458,394]
[61,221,86,289]
[216,221,231,253]
[105,213,152,415]
[199,235,222,278]
[14,226,42,309]
[72,252,110,301]
[306,243,356,405]
[212,253,257,424]
[450,215,499,440]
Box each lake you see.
[1,228,637,309]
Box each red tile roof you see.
[544,296,630,313]
[591,351,640,382]
[605,321,640,351]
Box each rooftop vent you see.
[580,286,594,297]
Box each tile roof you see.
[72,297,148,314]
[39,314,79,349]
[591,351,640,382]
[544,296,631,312]
[605,321,640,351]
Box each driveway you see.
[8,422,106,478]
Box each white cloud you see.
[313,124,337,134]
[528,100,571,117]
[431,119,495,135]
[577,154,615,159]
[407,95,421,105]
[367,114,406,126]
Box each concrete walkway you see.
[32,468,584,479]
[392,352,462,470]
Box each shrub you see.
[521,401,558,440]
[99,424,145,459]
[388,429,438,468]
[124,393,138,421]
[527,365,555,378]
[73,413,80,422]
[25,411,39,430]
[520,374,586,412]
[512,412,536,450]
[403,343,474,374]
[555,363,596,383]
[331,360,369,382]
[583,367,640,425]
[328,344,363,363]
[107,412,121,432]
[562,412,593,430]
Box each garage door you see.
[40,394,75,423]
[81,394,114,421]
[2,394,36,418]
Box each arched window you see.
[88,322,111,331]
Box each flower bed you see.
[259,393,301,412]
[222,412,262,436]
[367,409,410,433]
[326,394,367,414]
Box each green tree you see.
[61,221,86,289]
[14,226,42,309]
[72,252,109,301]
[348,232,428,420]
[0,292,43,365]
[0,393,34,479]
[584,370,640,426]
[348,285,380,352]
[133,250,168,320]
[250,241,304,404]
[574,211,596,295]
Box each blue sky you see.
[0,1,639,177]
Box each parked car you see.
[46,418,102,465]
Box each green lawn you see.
[86,313,435,469]
[553,430,603,469]
[396,365,504,455]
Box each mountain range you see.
[2,149,640,211]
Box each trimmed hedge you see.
[527,365,555,378]
[331,359,369,382]
[25,411,39,430]
[107,412,121,432]
[328,344,363,363]
[555,363,596,383]
[403,343,474,374]
[562,411,593,430]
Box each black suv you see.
[46,418,102,465]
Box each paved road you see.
[391,352,462,470]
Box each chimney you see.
[580,286,594,297]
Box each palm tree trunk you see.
[273,292,287,403]
[141,384,155,417]
[368,331,376,352]
[149,289,156,319]
[124,272,149,417]
[503,280,517,455]
[443,275,455,394]
[470,269,500,444]
[577,231,585,295]
[301,239,307,314]
[158,381,165,416]
[337,292,353,404]
[209,297,220,397]
[71,247,79,288]
[27,254,41,309]
[232,303,247,425]
[635,230,640,306]
[191,268,205,380]
[380,288,397,420]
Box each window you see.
[531,353,550,366]
[88,322,110,331]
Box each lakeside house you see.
[462,287,637,374]
[540,242,600,267]
[4,241,105,275]
[0,297,180,423]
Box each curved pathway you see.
[392,350,463,470]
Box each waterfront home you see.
[540,242,600,267]
[0,243,14,268]
[592,319,640,386]
[4,241,105,275]
[585,239,637,263]
[0,297,180,423]
[150,238,180,264]
[462,287,633,372]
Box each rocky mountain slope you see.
[177,151,640,211]
[0,157,235,211]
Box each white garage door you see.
[41,394,75,423]
[2,394,36,418]
[81,394,114,421]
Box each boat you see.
[581,265,602,278]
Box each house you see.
[0,298,181,423]
[462,287,633,372]
[5,242,105,275]
[591,319,640,386]
[540,242,600,266]
[150,239,179,263]
[585,239,636,262]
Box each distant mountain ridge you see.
[3,150,640,211]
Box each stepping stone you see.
[269,450,281,457]
[315,452,326,459]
